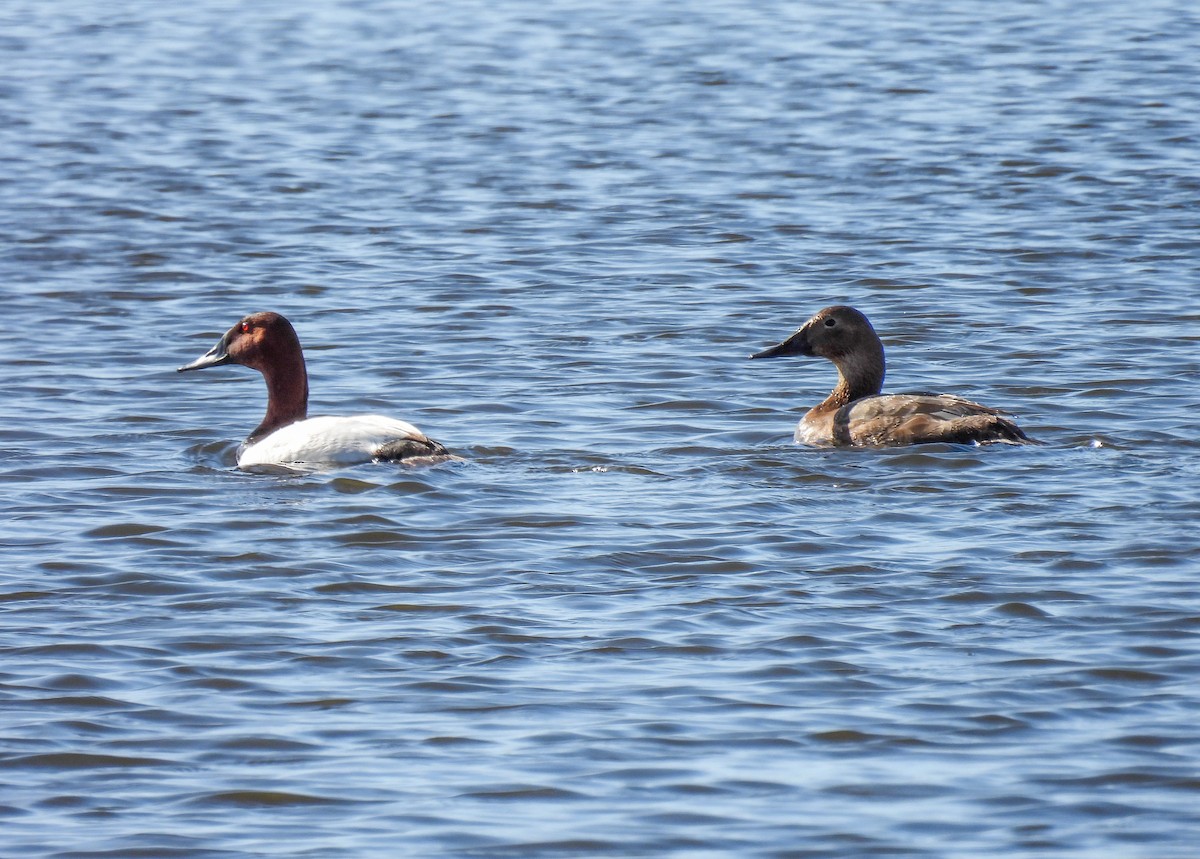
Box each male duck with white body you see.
[751,305,1033,447]
[179,311,452,469]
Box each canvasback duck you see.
[751,305,1032,447]
[178,311,452,469]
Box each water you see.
[2,0,1199,855]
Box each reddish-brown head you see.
[178,311,302,374]
[178,311,310,440]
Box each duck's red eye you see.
[241,322,250,332]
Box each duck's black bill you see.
[750,342,788,359]
[177,335,233,372]
[749,329,811,360]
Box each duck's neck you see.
[822,344,885,410]
[250,354,309,443]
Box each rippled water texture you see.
[2,0,1199,856]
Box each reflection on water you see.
[2,0,1199,856]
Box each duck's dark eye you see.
[823,317,837,328]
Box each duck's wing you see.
[373,434,453,462]
[836,394,1031,446]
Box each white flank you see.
[237,415,426,468]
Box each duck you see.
[750,305,1033,447]
[178,311,453,469]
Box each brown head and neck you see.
[178,311,309,442]
[751,305,886,411]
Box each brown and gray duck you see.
[751,305,1033,447]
